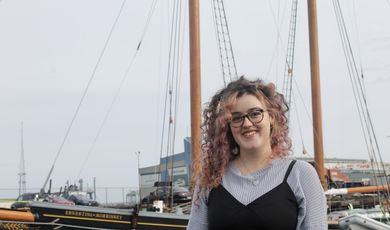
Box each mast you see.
[18,121,27,195]
[307,0,326,189]
[189,0,202,183]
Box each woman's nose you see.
[242,116,252,127]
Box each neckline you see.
[216,181,288,207]
[231,156,278,177]
[229,157,278,185]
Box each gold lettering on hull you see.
[64,210,123,220]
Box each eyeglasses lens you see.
[230,109,264,128]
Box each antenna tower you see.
[18,121,27,195]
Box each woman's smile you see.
[241,129,258,137]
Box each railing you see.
[0,187,140,206]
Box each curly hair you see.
[192,76,291,199]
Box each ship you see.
[1,0,390,229]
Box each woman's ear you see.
[268,113,275,126]
[269,113,276,136]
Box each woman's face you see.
[229,94,272,154]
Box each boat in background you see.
[1,202,189,230]
[339,214,390,230]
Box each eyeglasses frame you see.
[229,108,266,128]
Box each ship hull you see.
[28,202,188,229]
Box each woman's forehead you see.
[230,94,266,112]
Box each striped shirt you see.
[187,157,327,230]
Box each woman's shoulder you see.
[290,159,321,180]
[273,156,313,168]
[286,158,324,194]
[293,159,316,169]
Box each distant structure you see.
[18,122,27,195]
[296,156,390,187]
[139,137,191,198]
[295,156,390,172]
[138,140,390,198]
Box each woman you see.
[187,76,327,230]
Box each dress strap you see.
[283,160,297,182]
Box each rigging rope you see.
[264,0,288,83]
[158,0,187,189]
[154,0,188,208]
[332,0,390,203]
[282,0,298,110]
[292,91,308,157]
[291,76,319,160]
[40,0,127,194]
[351,1,365,79]
[278,0,312,161]
[211,0,238,85]
[76,0,158,179]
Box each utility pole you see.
[93,177,96,200]
[135,151,141,203]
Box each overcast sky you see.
[1,0,389,198]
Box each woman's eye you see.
[231,116,242,122]
[249,111,262,117]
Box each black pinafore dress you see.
[207,160,298,230]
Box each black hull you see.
[27,202,189,229]
[2,203,344,229]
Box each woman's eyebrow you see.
[231,107,263,114]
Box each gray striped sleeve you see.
[287,160,327,229]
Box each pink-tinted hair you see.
[192,76,291,201]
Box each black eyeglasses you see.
[230,108,266,128]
